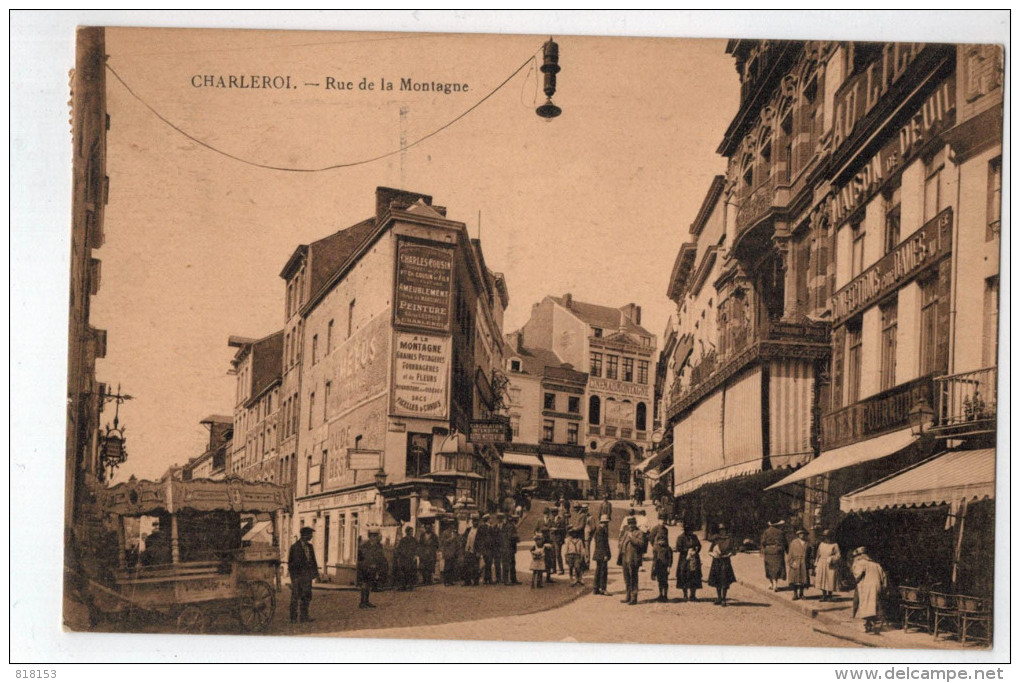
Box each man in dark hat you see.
[497,512,519,585]
[357,528,387,608]
[479,513,497,585]
[288,526,320,623]
[394,525,419,591]
[618,515,648,605]
[439,520,461,586]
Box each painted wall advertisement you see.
[393,239,454,333]
[391,332,451,419]
[324,395,387,492]
[329,312,390,417]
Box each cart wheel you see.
[177,606,210,634]
[238,581,276,633]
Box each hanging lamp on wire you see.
[536,38,562,119]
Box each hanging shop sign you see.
[469,417,512,445]
[391,332,450,419]
[830,76,955,226]
[393,239,454,333]
[830,208,952,326]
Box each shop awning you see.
[766,427,917,490]
[541,455,590,482]
[634,445,670,474]
[840,449,995,513]
[647,464,674,480]
[502,452,544,468]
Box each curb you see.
[734,577,846,628]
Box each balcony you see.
[933,367,997,438]
[665,317,830,422]
[734,176,791,239]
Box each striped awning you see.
[647,464,674,480]
[502,452,543,468]
[541,455,590,482]
[840,449,995,513]
[635,445,671,473]
[766,427,917,490]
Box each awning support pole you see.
[951,498,968,591]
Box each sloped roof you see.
[550,296,654,338]
[308,218,377,298]
[514,344,565,376]
[200,415,233,425]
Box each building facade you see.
[518,294,657,497]
[287,188,508,583]
[228,331,283,483]
[501,334,589,495]
[660,39,1001,595]
[180,415,232,481]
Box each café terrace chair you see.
[957,595,992,646]
[898,586,930,633]
[930,592,960,640]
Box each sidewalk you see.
[728,550,982,650]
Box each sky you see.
[92,27,739,481]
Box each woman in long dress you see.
[814,529,841,602]
[851,547,887,634]
[760,520,787,591]
[707,523,737,607]
[674,523,703,602]
[786,529,811,600]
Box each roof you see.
[307,218,377,298]
[514,343,566,376]
[549,296,654,338]
[200,415,233,426]
[840,449,995,513]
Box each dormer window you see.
[593,328,603,338]
[509,359,522,373]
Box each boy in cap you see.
[288,526,320,622]
[357,528,386,608]
[529,532,549,588]
[564,527,587,586]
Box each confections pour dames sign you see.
[393,238,454,333]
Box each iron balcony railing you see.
[934,366,997,435]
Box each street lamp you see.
[536,38,562,119]
[374,469,388,489]
[909,396,935,437]
[99,383,133,481]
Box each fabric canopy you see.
[647,464,674,480]
[502,452,544,468]
[766,427,917,490]
[634,445,670,473]
[541,455,590,481]
[840,449,995,513]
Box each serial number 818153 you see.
[15,671,56,678]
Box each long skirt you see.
[707,556,736,589]
[763,550,786,581]
[676,555,703,589]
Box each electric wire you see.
[105,46,542,173]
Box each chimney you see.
[375,186,433,222]
[564,293,572,309]
[620,303,641,326]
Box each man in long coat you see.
[417,524,439,586]
[479,514,499,585]
[618,516,648,605]
[438,522,461,586]
[787,528,811,600]
[551,508,567,575]
[851,547,887,634]
[394,526,419,591]
[357,529,387,608]
[591,514,612,595]
[287,526,320,622]
[498,513,520,585]
[461,514,482,586]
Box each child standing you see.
[565,528,587,586]
[530,533,547,588]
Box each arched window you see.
[636,402,647,431]
[589,396,601,425]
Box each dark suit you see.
[498,521,519,584]
[439,528,461,585]
[287,539,318,621]
[461,526,481,586]
[619,527,648,604]
[592,524,611,593]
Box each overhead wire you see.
[105,45,543,173]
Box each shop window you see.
[987,156,1001,240]
[606,355,619,380]
[845,318,863,404]
[567,423,579,445]
[919,278,940,376]
[880,298,898,391]
[542,420,555,443]
[544,393,556,410]
[884,183,902,253]
[636,403,647,431]
[590,352,603,377]
[568,396,580,414]
[589,396,601,425]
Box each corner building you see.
[287,188,508,584]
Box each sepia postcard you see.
[12,11,1009,667]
